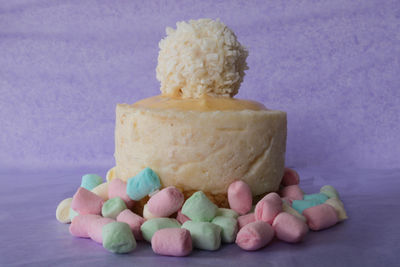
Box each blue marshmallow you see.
[126,168,161,201]
[303,193,328,204]
[292,199,321,214]
[81,174,103,191]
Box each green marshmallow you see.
[182,221,221,251]
[140,218,181,242]
[81,174,103,191]
[102,197,127,219]
[181,191,218,222]
[303,193,328,204]
[211,216,238,243]
[102,222,136,254]
[320,185,340,199]
[215,208,239,219]
[69,207,79,220]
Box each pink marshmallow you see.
[235,221,274,251]
[108,178,135,209]
[116,209,145,241]
[281,168,300,186]
[151,228,192,257]
[71,187,104,215]
[272,212,308,243]
[303,204,339,231]
[237,213,256,229]
[147,186,184,217]
[69,214,101,238]
[280,185,303,201]
[228,180,252,215]
[176,209,191,224]
[254,192,282,224]
[88,217,115,243]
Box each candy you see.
[292,199,321,214]
[108,178,134,209]
[151,228,192,257]
[303,204,339,231]
[325,198,348,221]
[71,187,104,215]
[211,216,238,243]
[81,174,103,191]
[303,193,328,204]
[272,212,308,243]
[282,201,306,222]
[91,182,109,201]
[102,222,137,254]
[181,191,218,222]
[320,185,340,199]
[227,180,252,215]
[69,214,101,238]
[237,213,256,229]
[101,197,127,219]
[147,186,184,217]
[126,168,161,201]
[140,218,181,242]
[280,185,303,200]
[143,204,159,220]
[182,221,222,251]
[106,166,116,182]
[88,217,115,243]
[56,198,72,223]
[281,168,300,186]
[116,209,145,241]
[235,221,274,251]
[176,209,191,224]
[254,192,282,224]
[215,208,239,219]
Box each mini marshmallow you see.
[126,167,161,201]
[292,199,321,214]
[88,217,115,243]
[143,204,160,220]
[69,214,101,238]
[182,221,222,251]
[228,180,252,215]
[81,174,103,191]
[151,228,192,257]
[272,212,308,243]
[325,198,348,221]
[91,182,109,201]
[320,185,340,199]
[56,198,72,223]
[71,187,104,215]
[176,209,191,224]
[106,166,116,182]
[237,213,256,229]
[282,201,306,222]
[181,191,218,222]
[235,221,274,251]
[117,209,145,241]
[303,204,339,231]
[108,178,134,209]
[102,222,137,254]
[280,185,304,200]
[102,197,127,219]
[215,208,239,219]
[147,186,184,217]
[254,192,282,224]
[303,193,328,204]
[211,216,238,243]
[281,168,300,186]
[140,218,181,242]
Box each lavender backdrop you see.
[1,0,399,170]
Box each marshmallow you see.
[108,178,134,209]
[303,193,328,204]
[116,209,145,241]
[176,209,191,224]
[151,228,192,257]
[147,186,184,217]
[91,182,109,201]
[254,192,282,224]
[69,207,79,220]
[235,221,274,251]
[88,217,115,243]
[303,204,339,231]
[69,214,101,238]
[320,185,340,199]
[56,198,72,223]
[140,218,181,242]
[182,221,222,251]
[102,197,127,219]
[102,222,137,254]
[126,168,161,201]
[215,208,239,219]
[181,191,218,222]
[71,187,104,215]
[227,180,252,215]
[325,198,348,221]
[282,201,306,222]
[81,174,103,191]
[106,166,116,182]
[211,216,238,243]
[280,185,304,200]
[237,213,256,229]
[272,212,308,243]
[292,199,321,214]
[143,204,160,220]
[281,168,300,186]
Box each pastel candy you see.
[176,209,191,224]
[126,167,161,201]
[151,228,192,257]
[215,208,239,219]
[102,197,127,219]
[320,185,340,199]
[280,185,304,200]
[117,209,145,241]
[292,199,321,214]
[211,216,238,243]
[272,212,308,243]
[325,198,348,221]
[108,178,134,209]
[303,204,339,231]
[254,192,282,224]
[281,168,300,186]
[237,213,256,229]
[91,182,109,201]
[143,204,159,220]
[182,221,222,251]
[69,214,101,238]
[106,166,116,182]
[235,221,274,251]
[88,217,115,243]
[56,198,72,223]
[71,187,104,215]
[140,218,181,242]
[181,191,218,222]
[282,201,306,222]
[227,180,252,215]
[147,186,184,217]
[303,193,328,204]
[69,207,79,220]
[81,174,103,191]
[102,222,137,254]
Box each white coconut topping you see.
[156,19,248,98]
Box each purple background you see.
[0,0,399,266]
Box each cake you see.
[114,19,287,207]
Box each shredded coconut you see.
[156,19,248,98]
